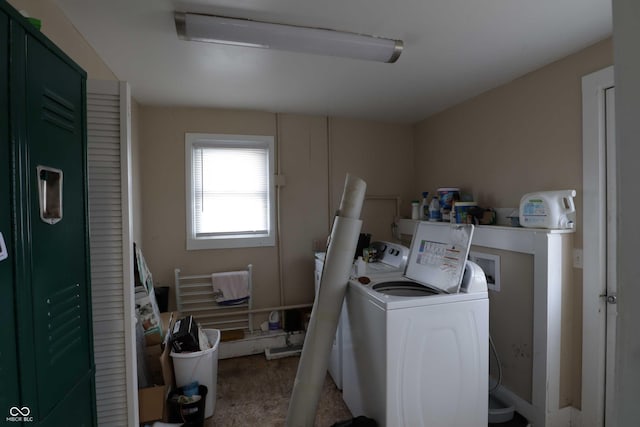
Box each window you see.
[185,133,275,249]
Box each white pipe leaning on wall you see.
[286,174,366,427]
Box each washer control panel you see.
[371,241,409,270]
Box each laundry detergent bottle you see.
[428,196,441,222]
[519,189,576,229]
[419,192,430,220]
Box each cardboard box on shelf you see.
[144,312,178,384]
[145,343,164,386]
[138,385,168,424]
[138,312,178,423]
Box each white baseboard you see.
[219,330,305,359]
[492,385,582,427]
[570,406,582,427]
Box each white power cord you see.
[489,334,503,393]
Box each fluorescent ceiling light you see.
[175,12,403,63]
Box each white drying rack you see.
[174,264,254,333]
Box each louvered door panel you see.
[88,81,135,426]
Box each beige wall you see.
[138,107,278,316]
[138,108,414,319]
[414,37,612,244]
[414,38,613,408]
[7,0,116,80]
[329,118,415,242]
[277,114,331,305]
[473,246,534,402]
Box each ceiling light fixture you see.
[175,12,403,63]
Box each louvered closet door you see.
[87,80,136,426]
[23,34,95,425]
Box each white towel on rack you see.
[212,270,250,305]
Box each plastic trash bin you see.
[171,329,220,418]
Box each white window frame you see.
[185,133,276,250]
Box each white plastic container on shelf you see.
[171,329,221,418]
[411,201,420,220]
[519,189,576,229]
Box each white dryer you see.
[343,223,489,427]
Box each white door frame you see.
[581,65,614,427]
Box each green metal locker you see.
[0,7,22,420]
[1,1,96,424]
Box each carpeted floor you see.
[210,354,351,427]
[206,353,530,427]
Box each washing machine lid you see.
[405,223,474,293]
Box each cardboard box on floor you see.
[138,312,178,424]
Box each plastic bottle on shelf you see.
[411,201,420,220]
[419,192,429,220]
[428,196,441,222]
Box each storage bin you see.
[170,329,220,418]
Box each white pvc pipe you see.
[286,174,366,426]
[337,173,367,219]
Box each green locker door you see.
[21,34,94,425]
[0,9,21,419]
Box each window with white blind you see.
[185,133,275,249]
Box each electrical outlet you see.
[573,248,583,269]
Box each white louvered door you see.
[87,80,137,426]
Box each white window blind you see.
[186,134,275,249]
[193,145,269,235]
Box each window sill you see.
[186,235,276,250]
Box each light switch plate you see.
[573,248,583,269]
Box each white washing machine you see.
[315,241,409,389]
[343,223,489,426]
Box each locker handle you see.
[0,232,7,261]
[37,165,63,225]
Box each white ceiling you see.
[54,0,611,123]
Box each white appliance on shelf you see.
[314,241,409,390]
[343,222,489,426]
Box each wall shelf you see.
[397,218,573,254]
[397,218,575,426]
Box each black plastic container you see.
[355,233,371,259]
[154,286,169,312]
[167,384,208,426]
[171,315,201,352]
